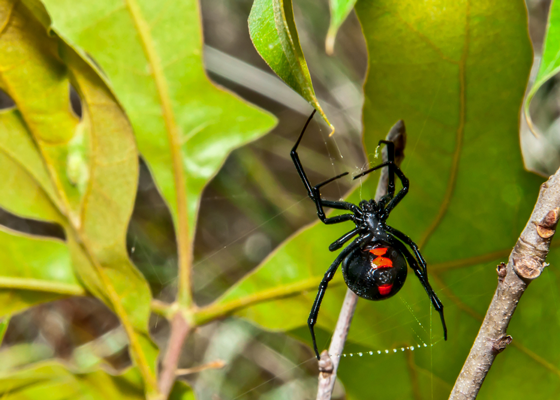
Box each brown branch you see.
[449,167,560,400]
[316,120,407,399]
[316,290,358,399]
[159,311,191,398]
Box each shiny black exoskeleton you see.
[342,242,407,300]
[291,111,447,359]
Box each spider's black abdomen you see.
[342,242,407,301]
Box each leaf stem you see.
[0,277,86,296]
[449,166,560,399]
[193,276,345,326]
[151,299,175,319]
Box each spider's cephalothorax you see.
[291,110,447,359]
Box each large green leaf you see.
[0,362,194,400]
[0,363,145,399]
[0,226,84,318]
[198,1,560,399]
[525,0,560,134]
[40,0,277,307]
[0,1,158,396]
[249,0,332,131]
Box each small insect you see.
[291,111,447,359]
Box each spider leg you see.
[320,214,355,225]
[320,199,363,216]
[351,141,396,207]
[328,227,361,251]
[353,161,409,220]
[291,111,361,224]
[291,111,318,193]
[382,164,409,217]
[377,140,396,207]
[308,233,371,359]
[388,235,447,341]
[313,176,360,224]
[385,225,427,275]
[353,161,391,180]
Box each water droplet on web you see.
[337,340,439,359]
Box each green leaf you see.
[0,315,10,346]
[0,362,195,400]
[0,2,158,396]
[169,381,197,400]
[0,226,84,318]
[326,0,357,55]
[0,361,197,400]
[525,0,560,134]
[200,1,560,398]
[249,0,332,131]
[0,109,64,224]
[41,0,277,308]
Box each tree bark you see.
[450,167,560,399]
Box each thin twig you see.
[175,359,226,376]
[316,121,407,399]
[159,312,191,398]
[450,167,560,399]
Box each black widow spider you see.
[291,111,447,359]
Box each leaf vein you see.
[123,0,192,306]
